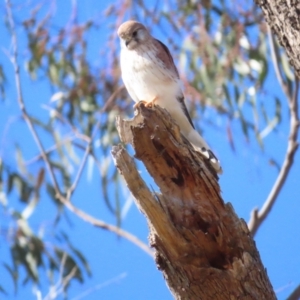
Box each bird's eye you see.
[132,30,138,37]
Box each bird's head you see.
[117,21,150,50]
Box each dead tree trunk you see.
[111,104,276,299]
[255,0,300,78]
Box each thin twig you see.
[57,194,153,257]
[25,136,78,165]
[71,273,127,300]
[60,266,78,293]
[59,252,68,279]
[268,25,290,99]
[100,85,124,113]
[5,0,61,195]
[67,119,101,197]
[248,79,299,235]
[67,140,91,196]
[43,252,78,300]
[43,252,68,300]
[42,104,91,143]
[72,141,104,178]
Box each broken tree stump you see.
[111,104,276,300]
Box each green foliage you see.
[1,161,90,295]
[0,0,297,297]
[177,6,276,147]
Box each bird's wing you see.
[176,95,195,129]
[154,39,179,78]
[154,39,195,129]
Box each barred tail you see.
[187,129,223,174]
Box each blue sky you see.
[0,1,299,299]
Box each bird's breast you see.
[124,45,178,79]
[121,47,181,102]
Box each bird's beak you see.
[125,39,132,47]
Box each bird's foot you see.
[145,96,158,108]
[133,100,148,109]
[133,97,158,109]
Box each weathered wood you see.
[255,0,300,78]
[111,104,276,299]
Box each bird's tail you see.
[187,129,223,174]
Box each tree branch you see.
[43,252,78,300]
[267,25,290,99]
[5,0,152,258]
[248,1,300,236]
[56,195,153,257]
[112,104,276,299]
[71,273,127,300]
[5,0,61,195]
[67,119,101,197]
[248,84,299,236]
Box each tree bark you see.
[255,0,300,78]
[111,104,276,299]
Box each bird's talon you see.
[145,97,158,108]
[145,102,153,108]
[133,101,147,109]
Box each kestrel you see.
[117,20,222,174]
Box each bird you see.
[117,20,222,174]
